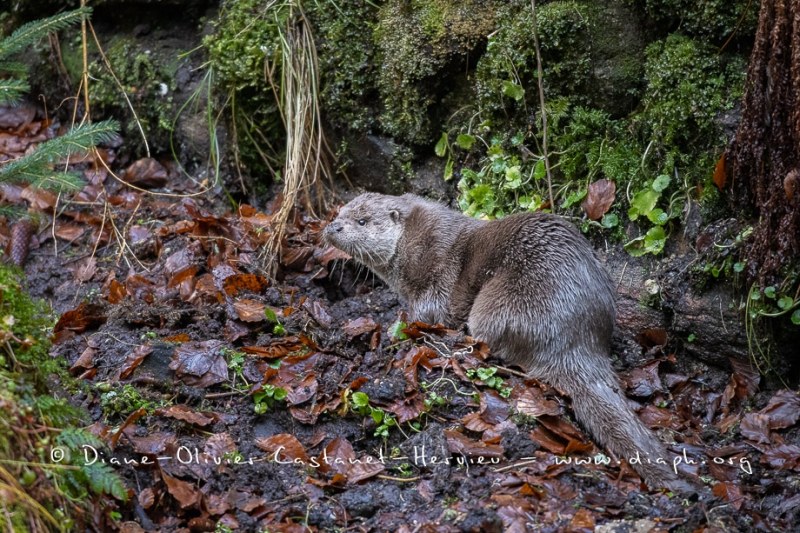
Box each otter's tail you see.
[544,357,689,491]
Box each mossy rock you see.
[310,0,381,134]
[634,0,759,43]
[374,0,502,145]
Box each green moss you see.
[375,0,500,144]
[55,33,177,156]
[0,266,55,371]
[203,0,286,175]
[475,1,592,122]
[636,0,758,41]
[310,0,380,133]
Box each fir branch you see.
[0,59,28,75]
[0,120,119,191]
[0,78,30,105]
[0,7,92,61]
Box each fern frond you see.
[84,463,129,501]
[0,120,119,190]
[0,7,92,61]
[0,78,29,105]
[56,427,104,451]
[35,396,84,426]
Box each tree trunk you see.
[729,0,800,283]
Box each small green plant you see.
[264,307,287,336]
[424,391,448,410]
[253,384,287,415]
[350,391,397,438]
[388,320,409,341]
[100,384,156,418]
[623,174,676,256]
[466,366,512,398]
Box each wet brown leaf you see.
[69,346,96,375]
[624,360,662,397]
[758,389,800,429]
[444,429,504,459]
[515,386,562,418]
[255,434,309,463]
[761,444,800,470]
[117,344,153,380]
[156,404,216,427]
[303,299,332,329]
[169,340,228,388]
[162,471,202,509]
[222,273,270,296]
[130,432,177,455]
[124,157,169,188]
[53,302,107,344]
[55,224,85,241]
[105,278,128,304]
[581,179,616,220]
[286,374,318,405]
[343,317,380,338]
[740,412,771,444]
[233,299,266,322]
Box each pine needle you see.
[0,7,92,61]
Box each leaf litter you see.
[2,104,799,531]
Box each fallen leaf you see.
[255,434,309,463]
[117,344,153,380]
[343,317,379,338]
[156,404,216,427]
[222,273,270,296]
[162,471,202,509]
[582,179,616,220]
[712,152,727,190]
[124,157,169,188]
[233,299,266,322]
[444,430,504,459]
[169,340,228,388]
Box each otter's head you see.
[323,193,406,270]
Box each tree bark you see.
[729,0,800,283]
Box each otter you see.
[324,192,691,491]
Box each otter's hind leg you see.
[467,277,561,371]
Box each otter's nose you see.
[326,221,343,234]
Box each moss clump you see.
[639,34,745,180]
[374,0,500,145]
[0,267,55,370]
[81,37,175,155]
[310,0,380,133]
[636,0,758,42]
[475,1,591,122]
[203,0,286,175]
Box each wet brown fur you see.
[324,193,690,491]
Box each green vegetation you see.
[466,366,512,398]
[99,383,159,419]
[350,391,398,438]
[0,266,126,529]
[253,384,287,415]
[203,0,288,176]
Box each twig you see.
[530,0,554,211]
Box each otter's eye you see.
[357,218,367,226]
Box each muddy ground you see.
[4,120,799,531]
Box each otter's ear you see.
[389,209,400,222]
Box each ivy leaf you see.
[777,296,793,310]
[502,81,525,101]
[629,189,659,220]
[434,132,448,158]
[533,159,546,180]
[352,392,370,408]
[644,226,667,254]
[652,174,671,192]
[444,158,454,181]
[455,134,476,150]
[764,286,776,299]
[647,208,669,225]
[601,213,619,228]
